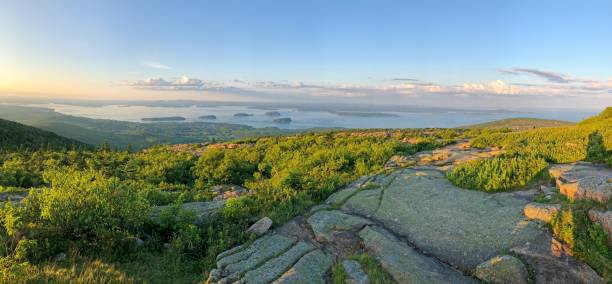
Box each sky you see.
[1,0,611,109]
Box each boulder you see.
[384,155,413,169]
[407,143,503,167]
[241,242,314,284]
[149,200,226,226]
[359,226,476,283]
[306,210,372,242]
[549,162,612,203]
[134,237,144,247]
[0,191,28,203]
[588,209,612,245]
[524,203,561,223]
[473,255,529,284]
[510,233,605,284]
[211,184,248,201]
[211,234,297,283]
[247,217,273,236]
[325,175,373,207]
[273,249,333,284]
[342,260,369,284]
[341,188,383,218]
[54,252,67,262]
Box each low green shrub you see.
[0,168,149,262]
[551,202,612,282]
[447,155,548,192]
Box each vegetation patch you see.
[447,155,548,192]
[0,129,457,282]
[551,201,612,282]
[332,254,393,284]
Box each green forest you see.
[0,105,298,149]
[0,108,611,283]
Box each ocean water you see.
[28,103,599,129]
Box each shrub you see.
[0,168,149,261]
[551,203,612,281]
[447,156,548,192]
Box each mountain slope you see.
[460,117,573,131]
[0,118,88,150]
[0,105,295,149]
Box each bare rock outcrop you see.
[206,144,607,284]
[524,203,561,223]
[473,255,529,284]
[510,233,605,284]
[549,162,612,203]
[247,217,273,236]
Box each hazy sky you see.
[1,0,611,108]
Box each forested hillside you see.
[0,118,87,151]
[0,105,296,149]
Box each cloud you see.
[391,78,419,82]
[141,62,172,70]
[128,75,209,90]
[499,68,571,83]
[124,73,611,101]
[499,67,600,84]
[461,80,519,95]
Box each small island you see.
[265,111,281,116]
[273,117,292,124]
[234,113,254,117]
[141,116,186,122]
[198,115,217,120]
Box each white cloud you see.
[461,80,519,95]
[123,68,612,101]
[141,62,172,70]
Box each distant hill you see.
[0,105,295,149]
[579,107,612,125]
[0,118,88,150]
[460,117,574,131]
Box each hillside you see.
[0,118,87,150]
[580,107,612,125]
[0,108,610,283]
[460,117,573,131]
[0,105,296,149]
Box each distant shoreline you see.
[330,111,400,118]
[142,116,186,122]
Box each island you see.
[198,115,217,120]
[265,111,281,116]
[234,113,254,117]
[141,116,186,122]
[273,117,292,124]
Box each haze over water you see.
[29,103,598,129]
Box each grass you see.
[546,197,612,283]
[331,253,393,284]
[2,251,205,284]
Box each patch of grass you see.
[331,261,349,284]
[1,251,205,284]
[331,253,393,284]
[551,201,612,282]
